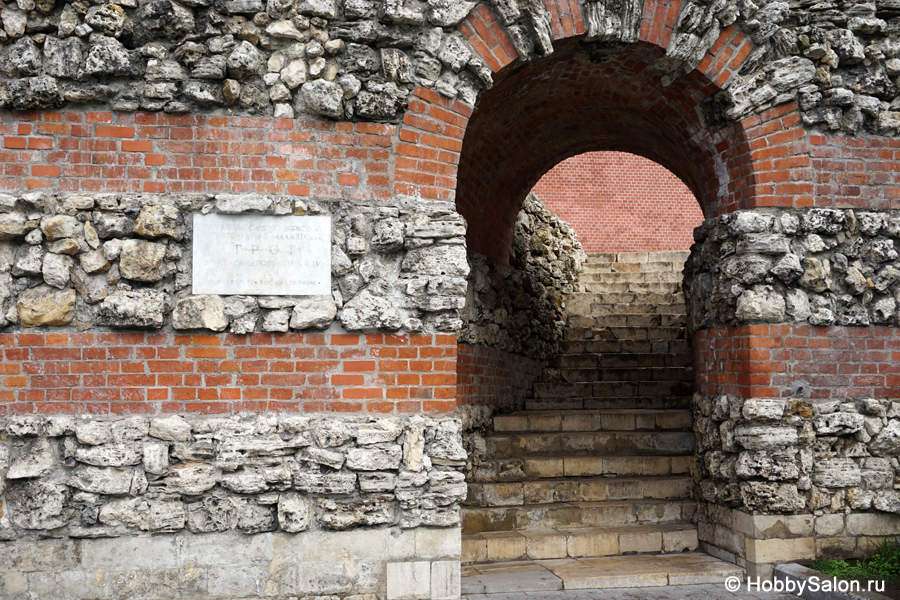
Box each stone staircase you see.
[461,252,743,593]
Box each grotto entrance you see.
[451,37,752,591]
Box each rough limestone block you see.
[386,561,430,600]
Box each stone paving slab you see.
[462,553,749,596]
[464,582,800,600]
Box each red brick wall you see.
[0,332,457,416]
[0,111,394,199]
[457,343,545,408]
[696,325,900,400]
[531,151,704,253]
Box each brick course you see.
[457,343,545,408]
[0,332,457,415]
[0,111,395,200]
[696,325,900,400]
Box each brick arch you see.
[393,0,801,263]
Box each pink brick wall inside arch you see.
[531,151,705,253]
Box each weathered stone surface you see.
[0,212,26,239]
[186,495,238,532]
[41,253,73,289]
[870,420,900,457]
[166,462,220,495]
[7,438,54,479]
[734,425,799,450]
[68,466,136,495]
[814,458,861,488]
[346,445,402,470]
[133,205,184,240]
[119,239,167,282]
[740,481,806,512]
[173,295,228,331]
[99,289,168,328]
[75,444,143,468]
[290,296,337,329]
[17,286,75,327]
[234,499,277,533]
[150,415,193,442]
[315,495,397,529]
[277,492,313,532]
[340,289,402,330]
[300,79,344,118]
[7,480,69,529]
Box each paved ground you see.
[463,583,800,600]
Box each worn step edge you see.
[465,475,694,507]
[462,523,699,563]
[493,409,692,433]
[470,454,694,483]
[461,499,698,534]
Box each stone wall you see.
[3,0,900,136]
[693,392,900,577]
[685,208,900,332]
[0,0,497,118]
[0,411,465,598]
[459,192,584,360]
[0,191,468,335]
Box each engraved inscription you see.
[192,214,331,295]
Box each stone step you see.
[566,292,685,305]
[465,476,694,507]
[533,380,694,400]
[583,251,690,263]
[578,282,682,295]
[580,260,686,273]
[559,339,691,355]
[558,366,693,384]
[579,271,683,282]
[461,499,697,534]
[469,454,694,483]
[553,352,692,369]
[484,430,696,458]
[524,396,692,411]
[461,552,744,592]
[564,326,687,342]
[568,314,687,329]
[462,523,698,564]
[566,299,687,314]
[493,409,692,433]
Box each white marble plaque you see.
[192,214,331,295]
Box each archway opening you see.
[456,39,747,587]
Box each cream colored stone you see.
[815,514,846,537]
[528,414,561,431]
[522,530,566,559]
[662,528,699,553]
[431,560,460,600]
[386,561,430,600]
[846,512,900,536]
[485,532,526,561]
[619,531,662,553]
[745,537,815,563]
[415,526,461,559]
[752,513,814,538]
[565,456,604,476]
[565,529,618,557]
[525,457,564,478]
[461,536,487,564]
